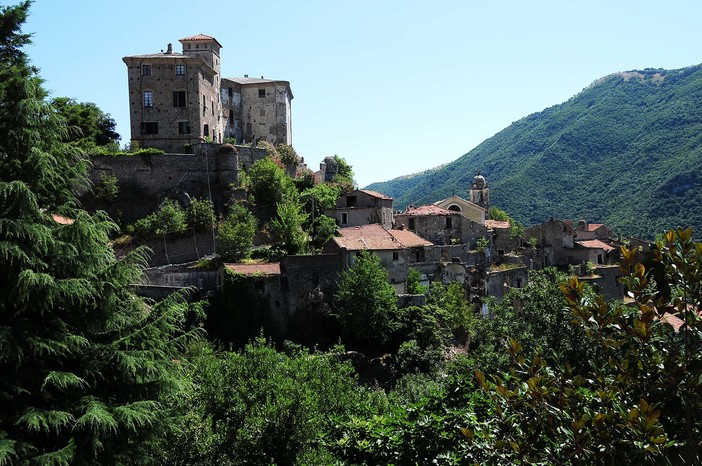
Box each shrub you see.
[186,198,215,233]
[217,204,257,261]
[94,172,119,201]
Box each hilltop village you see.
[78,33,645,344]
[6,11,701,463]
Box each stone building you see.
[322,224,432,294]
[326,189,394,230]
[394,205,488,247]
[123,34,292,152]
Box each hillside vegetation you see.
[366,65,702,239]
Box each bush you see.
[129,199,187,238]
[94,172,119,201]
[186,198,215,233]
[217,204,257,261]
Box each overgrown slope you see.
[367,65,702,238]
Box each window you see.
[142,64,151,76]
[202,95,206,114]
[172,91,186,107]
[258,89,266,98]
[178,122,190,134]
[228,87,233,99]
[229,109,234,122]
[211,100,214,116]
[175,64,186,75]
[409,218,415,230]
[341,212,348,224]
[203,124,209,137]
[143,91,153,108]
[392,251,399,261]
[446,217,452,229]
[140,122,158,135]
[346,195,357,207]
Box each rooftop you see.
[399,205,454,216]
[357,189,393,200]
[179,34,223,47]
[575,239,616,252]
[335,224,432,250]
[485,219,511,229]
[224,263,281,276]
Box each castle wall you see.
[81,145,265,225]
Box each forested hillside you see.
[367,66,702,238]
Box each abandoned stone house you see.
[322,224,432,294]
[394,205,488,248]
[326,189,395,230]
[123,34,292,152]
[524,218,620,267]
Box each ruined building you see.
[123,34,293,152]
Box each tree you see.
[244,157,297,219]
[0,4,197,463]
[217,203,257,261]
[332,155,355,187]
[406,268,425,294]
[466,229,702,464]
[271,199,309,255]
[51,97,120,148]
[334,250,397,347]
[276,143,298,166]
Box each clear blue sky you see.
[12,0,702,187]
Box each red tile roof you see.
[332,236,403,251]
[388,229,433,247]
[51,214,74,225]
[338,224,388,237]
[335,224,431,249]
[224,263,281,276]
[485,220,511,229]
[358,189,393,200]
[179,34,222,47]
[399,205,453,216]
[575,239,616,252]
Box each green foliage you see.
[153,340,375,465]
[390,305,452,373]
[332,154,355,186]
[406,268,425,294]
[489,206,524,238]
[471,267,591,372]
[426,282,474,341]
[51,97,120,148]
[245,157,297,219]
[476,236,489,253]
[130,198,187,237]
[0,4,199,463]
[277,143,299,165]
[366,66,702,239]
[271,199,309,255]
[93,172,119,201]
[186,197,215,233]
[464,229,702,463]
[300,183,343,248]
[217,204,257,261]
[335,250,398,348]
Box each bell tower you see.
[470,172,489,209]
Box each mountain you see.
[366,65,702,239]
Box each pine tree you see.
[0,3,198,464]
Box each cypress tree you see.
[0,3,198,464]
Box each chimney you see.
[244,74,248,78]
[166,43,173,54]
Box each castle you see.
[123,34,293,152]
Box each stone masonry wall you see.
[81,145,265,225]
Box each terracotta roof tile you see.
[336,224,432,249]
[485,220,511,229]
[224,263,281,276]
[51,214,74,225]
[180,34,221,44]
[388,229,433,247]
[357,189,393,200]
[586,223,605,232]
[575,239,616,252]
[399,205,453,216]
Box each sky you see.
[12,0,702,187]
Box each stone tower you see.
[470,172,489,210]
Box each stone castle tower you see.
[470,172,489,210]
[123,34,292,152]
